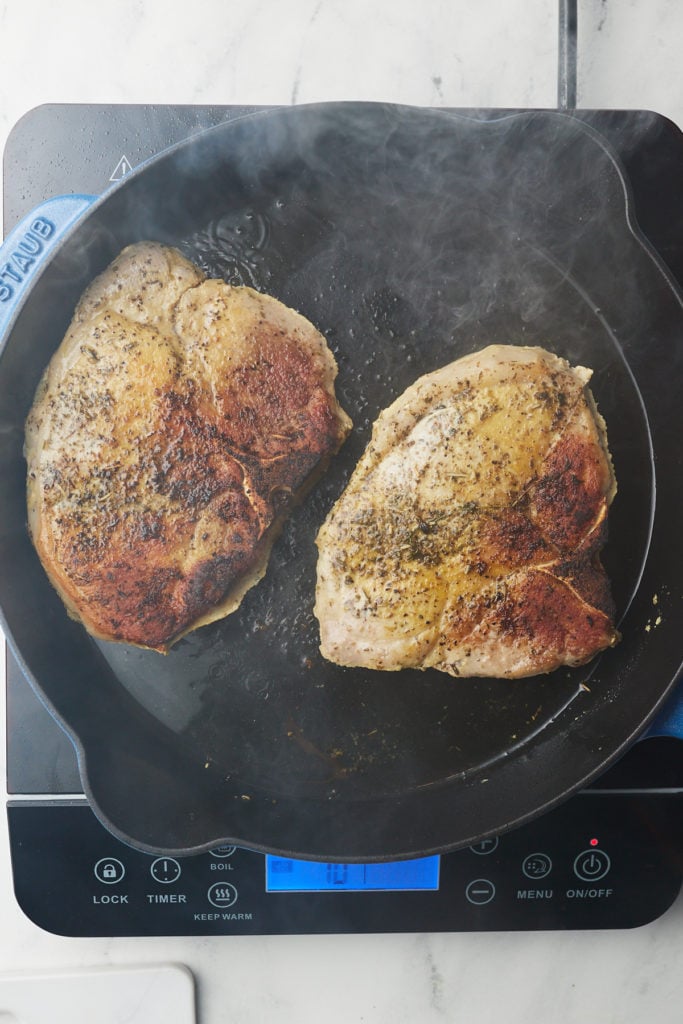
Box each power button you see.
[573,849,611,882]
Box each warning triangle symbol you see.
[110,155,133,182]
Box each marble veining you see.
[579,0,683,122]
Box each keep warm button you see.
[573,849,611,882]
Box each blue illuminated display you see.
[265,855,440,892]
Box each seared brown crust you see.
[314,345,619,679]
[25,242,351,651]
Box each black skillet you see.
[0,103,681,859]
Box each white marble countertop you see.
[0,2,682,1021]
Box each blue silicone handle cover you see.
[645,684,683,740]
[0,195,96,340]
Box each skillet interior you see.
[0,104,681,859]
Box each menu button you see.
[522,853,552,880]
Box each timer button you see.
[150,857,182,884]
[573,849,611,882]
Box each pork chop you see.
[26,241,352,652]
[314,345,618,679]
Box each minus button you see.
[465,878,496,905]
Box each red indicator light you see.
[589,838,599,847]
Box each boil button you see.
[573,849,611,882]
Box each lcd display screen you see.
[265,855,441,892]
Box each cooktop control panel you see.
[8,794,681,936]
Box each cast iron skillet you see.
[0,103,681,860]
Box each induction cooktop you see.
[3,104,682,936]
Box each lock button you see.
[94,857,125,884]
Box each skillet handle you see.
[0,195,97,339]
[644,682,683,740]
